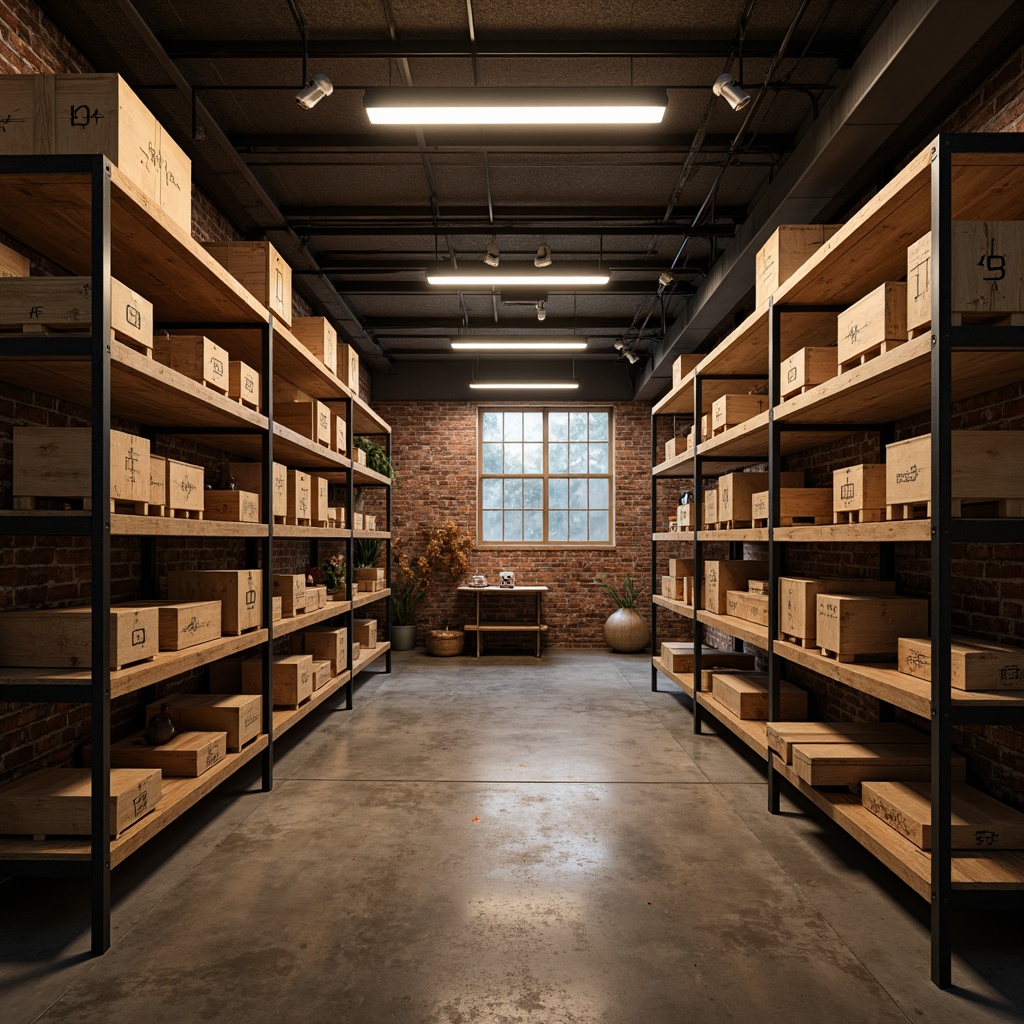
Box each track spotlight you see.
[296,74,334,110]
[613,340,627,353]
[484,236,500,268]
[534,244,552,268]
[658,271,675,289]
[624,350,640,365]
[536,300,546,321]
[712,73,750,112]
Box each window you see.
[479,408,613,546]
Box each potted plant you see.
[353,436,395,481]
[310,554,347,600]
[390,537,429,651]
[423,521,474,655]
[594,575,649,653]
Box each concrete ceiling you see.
[38,0,1024,401]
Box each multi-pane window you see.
[479,408,613,545]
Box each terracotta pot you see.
[603,607,649,653]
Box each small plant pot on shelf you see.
[427,629,465,657]
[391,624,417,651]
[604,608,649,653]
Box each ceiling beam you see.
[163,37,855,62]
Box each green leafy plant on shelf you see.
[316,554,347,592]
[354,436,395,481]
[593,574,644,609]
[353,537,385,569]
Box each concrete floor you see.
[2,649,1023,1023]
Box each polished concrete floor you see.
[2,649,1023,1023]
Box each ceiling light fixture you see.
[427,269,609,286]
[483,236,500,268]
[658,271,676,289]
[534,244,552,268]
[536,300,547,321]
[451,339,587,351]
[712,74,750,112]
[296,74,334,110]
[364,87,668,125]
[469,381,580,390]
[624,350,640,365]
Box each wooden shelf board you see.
[653,370,768,418]
[272,602,353,638]
[0,630,270,701]
[274,524,350,540]
[697,528,769,543]
[353,589,390,609]
[774,520,932,542]
[697,610,769,649]
[273,668,351,739]
[0,340,268,434]
[464,624,549,633]
[652,531,696,542]
[0,734,270,866]
[773,759,1024,896]
[653,452,762,479]
[652,451,694,478]
[774,639,1024,716]
[652,655,696,698]
[110,514,267,538]
[353,642,390,676]
[351,530,392,540]
[695,692,770,759]
[652,594,696,617]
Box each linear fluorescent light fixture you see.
[364,87,668,125]
[469,381,580,390]
[452,339,587,351]
[428,269,609,286]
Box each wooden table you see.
[458,585,549,658]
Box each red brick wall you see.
[373,400,654,647]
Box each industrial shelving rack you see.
[0,154,392,954]
[650,133,1024,987]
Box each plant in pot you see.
[315,553,348,599]
[422,521,474,656]
[390,537,430,651]
[352,436,395,524]
[594,575,649,653]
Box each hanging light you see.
[469,380,579,390]
[427,268,609,286]
[534,244,552,268]
[296,74,334,109]
[712,74,750,112]
[483,236,500,268]
[451,338,587,351]
[536,300,547,321]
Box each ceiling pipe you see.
[636,0,1018,399]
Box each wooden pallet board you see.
[697,610,769,651]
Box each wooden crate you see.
[666,558,692,579]
[718,471,804,527]
[725,590,768,626]
[700,413,709,441]
[703,489,718,527]
[276,400,331,447]
[778,577,896,645]
[862,781,1024,851]
[0,767,161,838]
[330,506,346,530]
[12,425,149,509]
[672,353,701,387]
[751,487,832,526]
[0,605,160,669]
[154,334,229,394]
[355,568,386,584]
[156,124,191,235]
[273,574,308,617]
[710,393,768,436]
[837,281,907,371]
[148,454,166,511]
[312,659,333,690]
[898,636,1024,691]
[755,224,843,307]
[661,575,688,601]
[0,74,52,155]
[352,511,364,530]
[148,693,261,752]
[97,731,226,778]
[906,232,932,334]
[53,74,162,204]
[311,475,330,526]
[165,458,204,516]
[833,463,887,522]
[337,342,360,395]
[793,742,965,787]
[241,653,313,707]
[710,671,807,721]
[951,221,1024,314]
[203,489,260,523]
[747,580,769,594]
[287,469,312,524]
[816,594,929,662]
[291,316,337,375]
[228,461,287,520]
[0,239,30,278]
[353,618,377,648]
[331,415,347,454]
[0,275,153,351]
[703,560,767,615]
[306,585,328,610]
[885,431,1024,518]
[676,504,696,530]
[127,599,222,651]
[204,241,291,326]
[167,569,262,635]
[664,434,688,461]
[767,721,923,764]
[779,346,837,400]
[298,626,348,674]
[228,360,260,410]
[659,642,755,677]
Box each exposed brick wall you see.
[373,400,654,648]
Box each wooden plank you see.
[792,742,965,786]
[652,655,696,698]
[898,636,1024,691]
[273,666,352,739]
[695,692,770,759]
[463,624,548,632]
[652,594,696,617]
[696,528,769,542]
[773,519,931,543]
[710,671,807,721]
[93,731,227,778]
[697,610,769,650]
[767,721,924,764]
